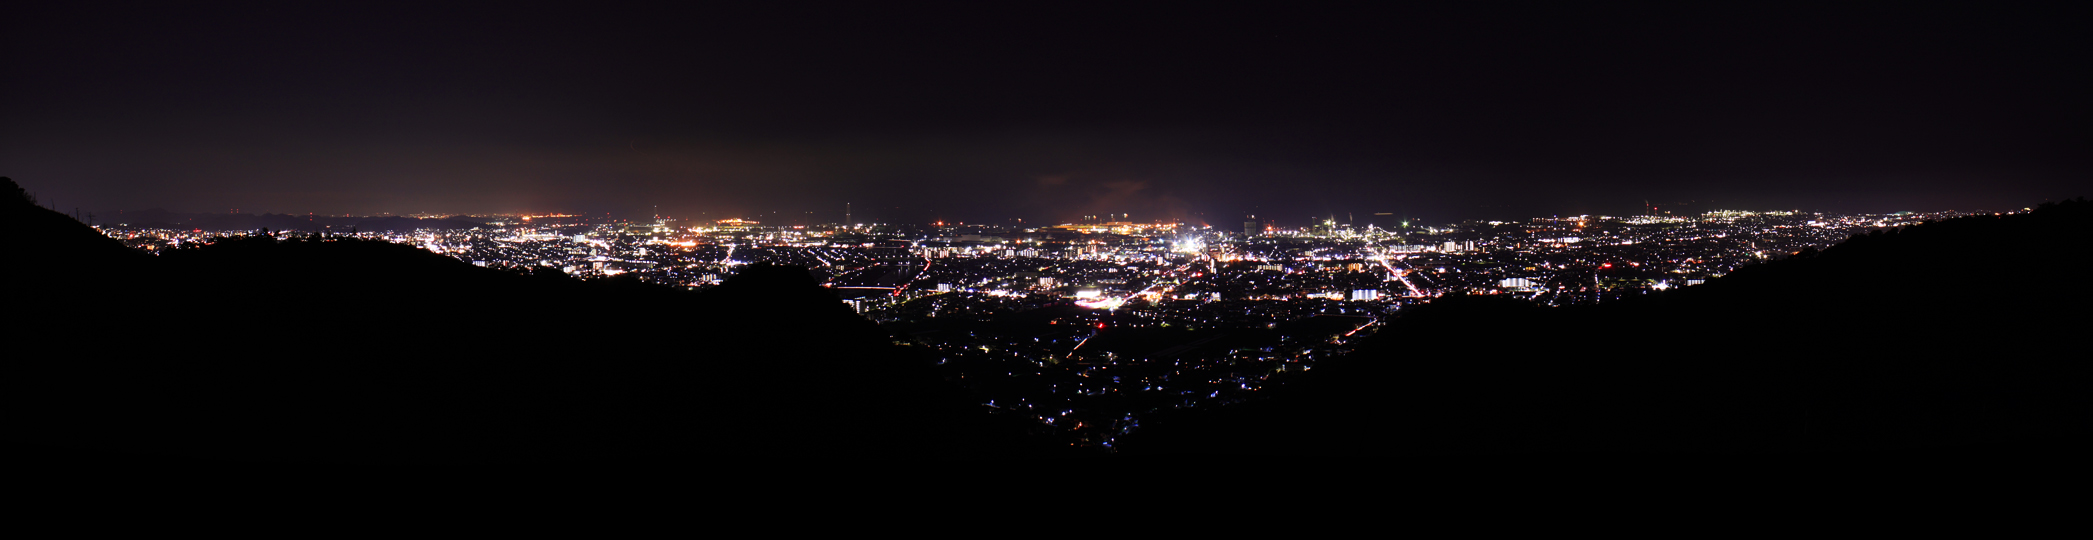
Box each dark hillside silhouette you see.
[3,177,1041,463]
[6,179,147,274]
[1127,199,2091,456]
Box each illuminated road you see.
[1368,246,1429,297]
[891,256,936,296]
[1079,259,1201,310]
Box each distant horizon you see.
[20,181,2061,230]
[53,199,2060,230]
[8,5,2081,235]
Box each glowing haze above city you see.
[5,5,2082,227]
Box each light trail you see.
[1342,317,1378,338]
[1067,327,1101,358]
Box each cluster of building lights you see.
[97,206,1995,451]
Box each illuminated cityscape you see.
[12,3,2083,466]
[93,205,1987,449]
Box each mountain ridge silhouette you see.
[10,175,2082,465]
[1124,199,2091,456]
[4,177,1042,463]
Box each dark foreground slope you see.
[1127,200,2091,456]
[4,178,1040,463]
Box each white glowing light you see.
[1075,297,1125,310]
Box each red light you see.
[1097,323,1106,329]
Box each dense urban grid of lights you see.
[99,207,1987,450]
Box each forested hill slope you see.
[4,177,1040,463]
[1127,199,2091,456]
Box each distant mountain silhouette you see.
[1126,199,2092,456]
[348,215,488,232]
[3,177,1042,463]
[102,207,488,232]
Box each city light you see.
[93,205,1971,451]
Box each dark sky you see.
[6,3,2086,226]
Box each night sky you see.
[6,3,2085,227]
